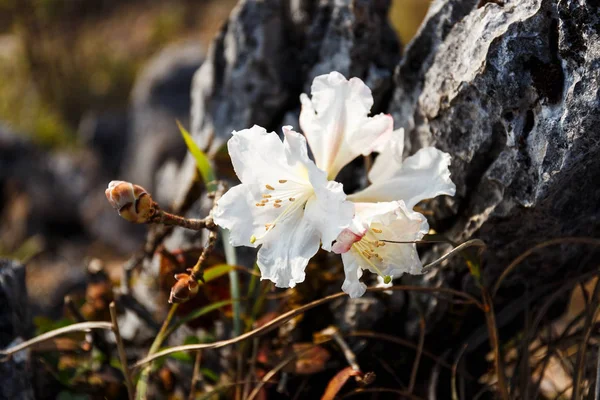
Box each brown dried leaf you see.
[321,367,362,400]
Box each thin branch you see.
[323,326,361,371]
[452,344,468,400]
[492,237,600,297]
[421,239,487,274]
[346,331,466,377]
[0,321,113,358]
[246,347,314,400]
[409,316,425,394]
[132,285,481,369]
[482,289,509,400]
[65,295,111,357]
[110,302,135,400]
[188,351,203,400]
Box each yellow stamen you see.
[273,203,282,208]
[261,199,269,203]
[275,199,282,203]
[372,228,382,233]
[255,203,265,207]
[289,197,295,202]
[278,180,287,183]
[266,184,275,190]
[262,194,272,198]
[250,235,257,244]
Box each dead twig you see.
[492,237,600,297]
[188,351,203,400]
[452,343,468,400]
[0,321,113,358]
[322,326,361,372]
[110,302,135,400]
[482,289,509,400]
[409,316,426,394]
[132,285,482,369]
[246,346,315,400]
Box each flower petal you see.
[256,210,321,288]
[340,252,367,298]
[304,182,355,251]
[367,128,405,182]
[299,72,393,179]
[350,147,456,209]
[213,184,279,248]
[338,201,429,296]
[228,125,307,185]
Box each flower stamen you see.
[266,184,275,190]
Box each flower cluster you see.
[214,71,456,298]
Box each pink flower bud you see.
[105,180,156,223]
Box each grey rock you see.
[175,0,399,209]
[123,42,204,192]
[389,0,600,324]
[0,259,35,400]
[78,110,129,176]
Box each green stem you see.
[136,304,179,400]
[222,229,241,336]
[221,228,242,400]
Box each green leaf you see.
[168,351,193,363]
[200,367,219,382]
[177,120,216,192]
[202,264,235,283]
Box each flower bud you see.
[169,273,199,304]
[105,181,156,223]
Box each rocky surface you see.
[390,0,600,296]
[181,0,400,201]
[180,0,600,336]
[0,259,35,400]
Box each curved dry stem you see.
[492,237,600,297]
[421,239,487,274]
[0,322,113,358]
[246,346,316,400]
[132,286,481,369]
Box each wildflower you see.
[332,201,429,298]
[300,71,393,180]
[213,125,354,288]
[334,128,457,297]
[105,181,157,223]
[348,129,456,207]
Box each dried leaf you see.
[321,367,362,400]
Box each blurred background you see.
[0,0,429,314]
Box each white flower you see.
[333,128,456,298]
[300,71,393,180]
[348,128,456,208]
[332,201,429,298]
[213,125,354,288]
